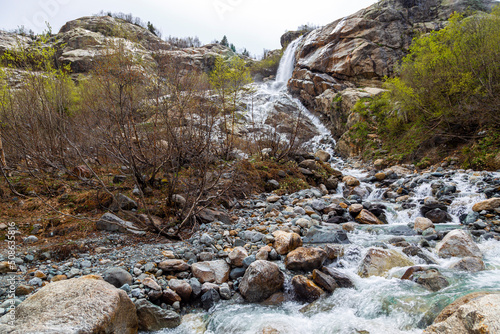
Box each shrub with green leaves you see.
[385,7,500,139]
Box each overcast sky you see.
[1,0,377,57]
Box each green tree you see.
[209,56,252,156]
[385,7,500,146]
[220,35,229,47]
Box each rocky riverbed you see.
[1,157,499,333]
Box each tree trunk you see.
[0,128,6,168]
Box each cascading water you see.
[157,38,500,334]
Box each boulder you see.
[315,150,331,162]
[239,260,285,302]
[109,193,138,211]
[158,259,191,272]
[472,198,500,212]
[168,279,192,301]
[96,212,146,235]
[161,288,182,305]
[200,289,220,311]
[355,209,385,225]
[103,267,133,288]
[358,248,414,278]
[285,247,327,271]
[191,260,230,284]
[425,208,452,224]
[272,230,303,255]
[291,275,325,302]
[402,267,450,292]
[312,269,339,293]
[135,299,180,331]
[424,292,500,333]
[449,257,485,272]
[343,175,360,187]
[228,247,248,267]
[435,230,482,259]
[414,217,435,233]
[0,275,137,334]
[321,267,355,288]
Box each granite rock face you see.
[288,0,493,108]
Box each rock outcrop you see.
[0,15,237,80]
[288,0,493,108]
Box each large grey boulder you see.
[239,260,285,302]
[435,230,482,259]
[0,275,138,334]
[191,260,230,284]
[358,248,414,278]
[103,267,133,288]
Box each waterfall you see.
[275,36,304,85]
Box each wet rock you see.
[272,230,303,255]
[324,176,339,191]
[262,292,285,306]
[449,257,485,272]
[425,292,500,333]
[358,248,414,278]
[191,260,230,284]
[435,230,482,259]
[102,267,133,288]
[291,275,325,303]
[0,275,137,334]
[402,246,438,265]
[425,208,452,224]
[200,289,220,311]
[302,226,350,244]
[135,299,180,331]
[285,247,327,271]
[472,198,500,212]
[239,260,285,302]
[219,283,231,300]
[414,217,435,233]
[321,267,355,288]
[312,269,339,293]
[324,244,345,260]
[343,175,360,187]
[355,209,385,225]
[406,267,450,292]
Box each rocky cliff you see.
[288,0,494,109]
[0,16,236,77]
